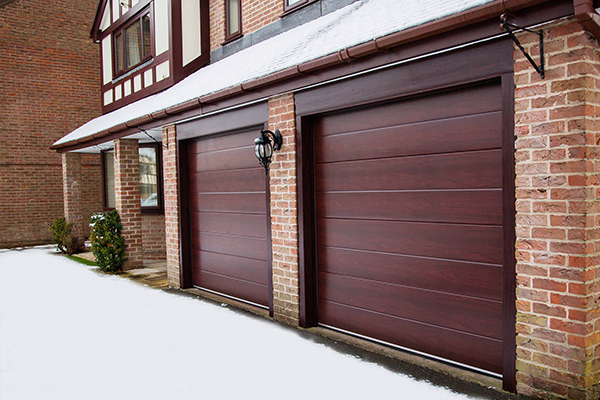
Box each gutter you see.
[574,0,600,39]
[51,0,558,152]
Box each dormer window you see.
[225,0,242,42]
[114,9,152,76]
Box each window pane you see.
[139,147,158,207]
[115,33,123,71]
[125,19,142,68]
[287,0,304,7]
[142,14,151,57]
[104,151,116,209]
[228,0,239,35]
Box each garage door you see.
[314,82,505,374]
[188,128,270,307]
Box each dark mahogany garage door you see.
[314,82,505,374]
[188,129,270,307]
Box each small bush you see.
[89,211,126,272]
[48,218,83,255]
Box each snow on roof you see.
[54,0,495,147]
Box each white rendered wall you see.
[181,0,202,66]
[154,0,170,56]
[112,0,119,23]
[102,36,113,84]
[100,3,111,31]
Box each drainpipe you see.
[574,0,600,40]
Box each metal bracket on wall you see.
[138,127,168,149]
[501,14,544,79]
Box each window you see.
[114,10,152,75]
[225,0,242,42]
[283,0,317,13]
[102,144,163,213]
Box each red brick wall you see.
[513,17,600,400]
[0,0,102,247]
[268,93,300,325]
[209,0,282,52]
[163,125,181,287]
[142,214,167,260]
[114,139,143,269]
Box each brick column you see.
[163,125,181,288]
[268,93,300,325]
[114,138,142,269]
[513,18,599,400]
[61,152,85,250]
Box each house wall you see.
[0,0,102,248]
[513,17,600,400]
[142,213,167,260]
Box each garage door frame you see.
[294,39,516,390]
[176,102,274,315]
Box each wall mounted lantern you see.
[254,128,282,174]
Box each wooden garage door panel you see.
[315,112,502,163]
[188,130,258,154]
[319,300,503,374]
[316,150,502,192]
[194,270,269,306]
[317,218,503,264]
[317,190,502,225]
[193,232,269,261]
[191,212,268,239]
[318,246,503,301]
[314,83,501,137]
[190,169,265,193]
[318,272,503,339]
[189,146,258,172]
[191,193,267,214]
[193,250,269,286]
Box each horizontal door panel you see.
[189,146,258,172]
[192,232,269,261]
[314,83,501,137]
[317,218,503,264]
[316,150,502,192]
[191,212,268,239]
[190,168,265,193]
[188,130,257,155]
[193,270,269,307]
[193,250,269,286]
[319,300,503,374]
[319,272,503,339]
[318,246,503,301]
[190,193,267,214]
[316,190,502,225]
[316,112,502,163]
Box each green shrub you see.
[89,211,126,272]
[48,218,82,255]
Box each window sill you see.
[222,33,243,46]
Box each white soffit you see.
[55,0,495,147]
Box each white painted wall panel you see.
[154,0,170,56]
[124,80,132,97]
[102,36,113,85]
[182,0,202,66]
[104,89,113,106]
[144,70,153,87]
[100,3,111,31]
[155,61,170,82]
[114,85,122,101]
[112,0,119,23]
[134,75,142,92]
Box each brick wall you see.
[114,139,143,269]
[82,154,103,238]
[513,17,600,400]
[142,214,167,260]
[0,0,101,247]
[163,125,181,287]
[268,93,300,325]
[209,0,282,52]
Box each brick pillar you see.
[513,18,599,400]
[268,93,300,325]
[163,125,181,288]
[61,152,85,250]
[114,138,142,269]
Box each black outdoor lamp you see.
[254,128,282,174]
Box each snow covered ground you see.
[1,248,476,400]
